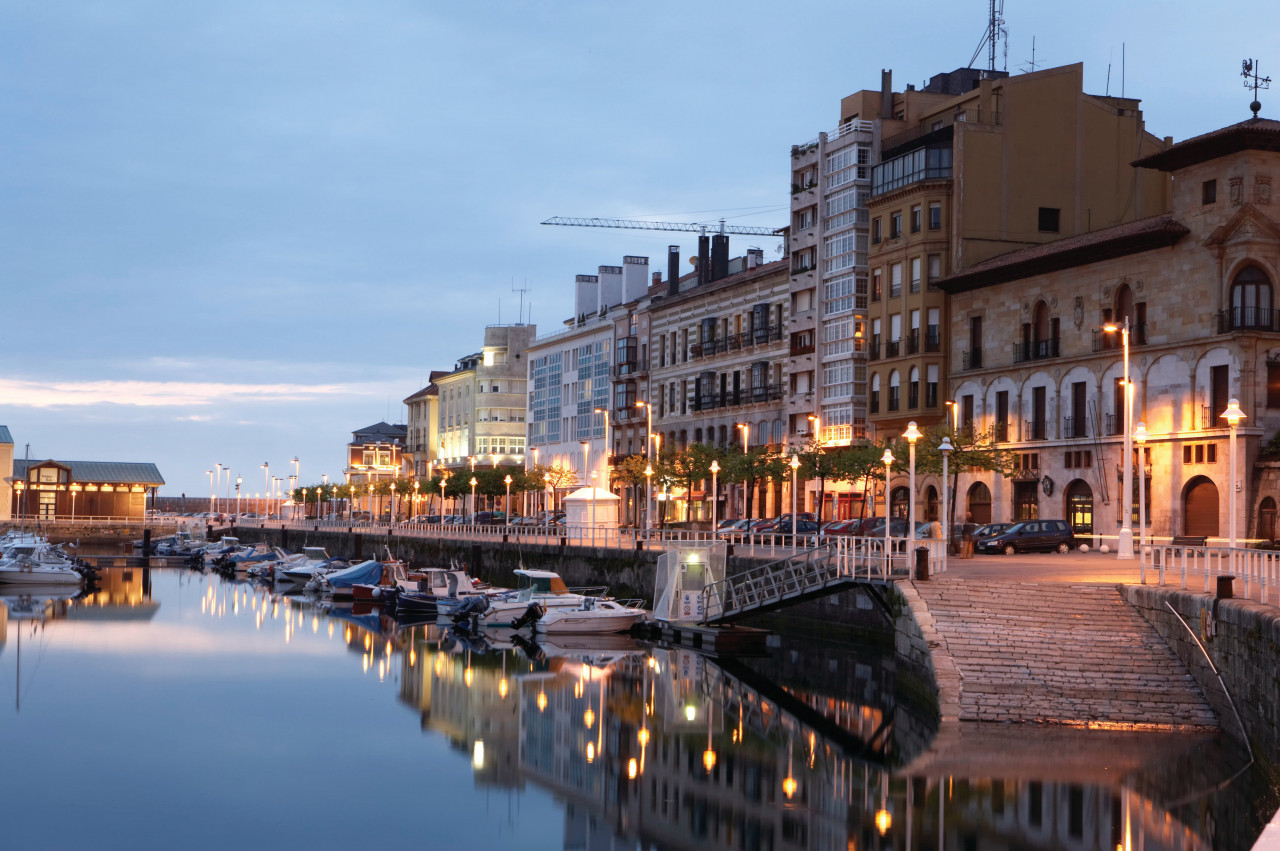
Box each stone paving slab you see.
[909,580,1218,728]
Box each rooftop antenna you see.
[1106,48,1113,96]
[513,279,531,325]
[1122,42,1126,98]
[1244,58,1271,117]
[1019,36,1039,75]
[968,0,1006,72]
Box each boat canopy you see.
[324,560,385,589]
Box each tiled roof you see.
[13,460,165,485]
[351,421,407,444]
[1134,117,1280,172]
[939,215,1190,294]
[402,383,438,404]
[0,426,11,444]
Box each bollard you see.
[1216,574,1234,599]
[635,539,643,552]
[727,544,734,558]
[914,547,929,581]
[142,529,152,557]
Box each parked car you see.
[716,519,752,535]
[971,522,1013,542]
[975,520,1077,554]
[820,519,859,536]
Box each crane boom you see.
[541,216,781,236]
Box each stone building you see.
[343,421,407,486]
[942,116,1280,542]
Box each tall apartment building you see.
[856,63,1169,439]
[526,256,651,492]
[436,324,536,474]
[646,247,790,522]
[403,371,446,477]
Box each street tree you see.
[722,446,785,520]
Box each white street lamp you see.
[1222,399,1246,554]
[593,406,611,469]
[882,449,895,574]
[1133,422,1149,581]
[469,476,478,523]
[904,421,922,559]
[206,469,215,516]
[440,475,447,518]
[789,455,801,538]
[1104,317,1134,559]
[736,423,749,520]
[939,437,953,560]
[644,464,654,533]
[215,463,224,515]
[322,473,328,519]
[504,474,513,523]
[235,476,242,519]
[261,462,270,518]
[709,459,720,535]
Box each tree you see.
[613,454,652,526]
[722,447,785,520]
[664,443,717,525]
[832,442,890,520]
[907,423,1018,531]
[796,437,844,522]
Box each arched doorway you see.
[966,482,992,524]
[1183,476,1220,537]
[925,485,939,521]
[1065,479,1093,534]
[890,486,910,519]
[1259,496,1277,541]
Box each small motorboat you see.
[0,541,84,587]
[474,569,608,627]
[306,559,385,596]
[531,598,647,635]
[278,548,344,583]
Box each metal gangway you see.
[698,537,946,624]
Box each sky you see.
[4,0,1278,498]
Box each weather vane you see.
[1243,58,1270,118]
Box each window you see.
[929,202,941,230]
[871,268,882,302]
[910,257,921,294]
[927,254,942,287]
[1230,265,1274,330]
[926,364,938,408]
[1203,179,1217,204]
[910,205,921,233]
[888,370,900,411]
[908,366,920,409]
[962,394,974,428]
[870,373,880,414]
[824,274,855,315]
[794,207,814,230]
[890,212,902,239]
[1269,362,1280,408]
[871,218,882,244]
[1038,207,1061,233]
[889,263,902,298]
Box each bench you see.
[1171,535,1208,547]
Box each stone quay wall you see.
[1122,584,1280,762]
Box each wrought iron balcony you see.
[689,383,785,412]
[924,328,941,352]
[1013,337,1060,363]
[962,349,982,370]
[689,325,784,360]
[1217,308,1280,333]
[1025,418,1047,440]
[1062,416,1089,439]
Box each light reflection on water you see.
[0,568,1271,850]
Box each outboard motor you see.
[449,594,491,624]
[511,602,545,631]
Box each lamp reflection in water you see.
[875,770,892,836]
[782,735,797,799]
[702,697,716,773]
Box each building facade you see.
[0,426,12,522]
[343,421,407,486]
[437,324,536,474]
[403,372,445,477]
[942,116,1280,542]
[11,459,164,520]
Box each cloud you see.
[0,377,366,408]
[175,414,214,422]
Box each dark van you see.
[975,520,1077,554]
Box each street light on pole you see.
[206,470,215,516]
[709,459,720,535]
[881,449,895,575]
[945,400,959,433]
[580,440,590,490]
[1104,317,1134,559]
[940,437,953,558]
[261,462,270,518]
[235,476,242,519]
[644,464,654,532]
[789,455,801,538]
[470,476,478,522]
[1133,422,1149,581]
[439,475,447,518]
[504,474,513,523]
[1222,399,1246,555]
[904,421,922,559]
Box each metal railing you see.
[689,325,784,360]
[1217,308,1280,333]
[1013,337,1060,363]
[691,383,785,411]
[1149,544,1280,605]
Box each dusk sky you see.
[4,1,1277,498]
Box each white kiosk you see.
[653,542,727,625]
[562,486,620,544]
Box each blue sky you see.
[3,0,1277,497]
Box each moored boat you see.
[532,598,647,635]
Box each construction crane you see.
[541,216,782,237]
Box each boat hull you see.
[534,612,643,635]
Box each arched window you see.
[888,370,901,411]
[925,485,939,521]
[890,485,910,519]
[871,373,881,414]
[1115,283,1135,325]
[757,419,769,448]
[693,427,703,445]
[1231,265,1274,330]
[908,366,920,409]
[1033,300,1051,342]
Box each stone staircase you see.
[911,581,1218,728]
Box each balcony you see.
[1062,416,1089,439]
[994,419,1009,442]
[962,349,982,370]
[868,339,881,362]
[690,325,785,360]
[689,383,785,412]
[906,329,920,355]
[924,328,941,352]
[1025,419,1047,441]
[1013,337,1060,363]
[1218,308,1280,333]
[611,359,649,379]
[885,340,900,358]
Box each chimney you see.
[697,235,711,285]
[598,265,623,310]
[746,248,764,269]
[880,69,893,119]
[711,234,730,281]
[667,245,680,296]
[652,271,662,286]
[574,274,599,319]
[622,255,649,303]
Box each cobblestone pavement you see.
[909,579,1218,729]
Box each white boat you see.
[533,598,647,635]
[475,569,608,627]
[0,541,84,586]
[278,548,343,583]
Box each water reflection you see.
[1,568,1271,850]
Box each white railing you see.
[2,517,188,530]
[1148,544,1280,605]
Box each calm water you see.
[0,567,1274,850]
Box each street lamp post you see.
[390,483,397,523]
[544,472,553,516]
[736,423,749,521]
[504,474,513,523]
[945,400,959,433]
[589,470,598,546]
[291,457,300,500]
[1104,317,1134,559]
[439,476,447,518]
[580,440,590,490]
[709,460,720,535]
[882,449,895,575]
[940,437,953,558]
[215,463,224,515]
[206,470,215,516]
[469,477,478,523]
[644,464,653,535]
[1133,422,1149,582]
[235,476,242,519]
[1222,399,1246,556]
[789,455,801,538]
[904,422,922,561]
[302,489,308,520]
[321,473,328,520]
[636,400,653,528]
[261,462,269,518]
